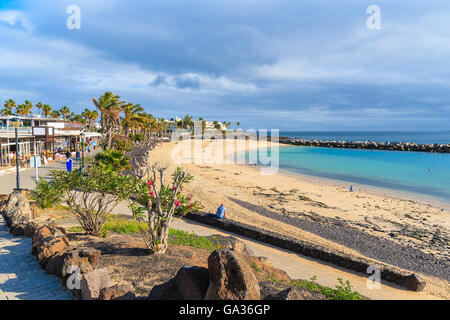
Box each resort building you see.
[0,115,101,167]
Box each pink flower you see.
[147,180,153,187]
[149,191,155,197]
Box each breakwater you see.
[278,137,450,153]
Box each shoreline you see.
[144,140,450,297]
[239,142,450,209]
[275,166,450,210]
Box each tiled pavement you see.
[0,217,72,300]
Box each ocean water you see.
[253,146,450,203]
[278,131,450,144]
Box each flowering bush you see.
[130,164,203,254]
[51,165,135,236]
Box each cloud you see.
[0,1,449,130]
[0,9,32,32]
[150,75,167,87]
[174,75,201,90]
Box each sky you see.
[0,0,450,131]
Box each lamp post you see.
[10,118,23,190]
[80,132,85,172]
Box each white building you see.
[0,115,101,167]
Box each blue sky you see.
[0,0,450,130]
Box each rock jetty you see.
[278,137,450,153]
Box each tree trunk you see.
[154,223,170,254]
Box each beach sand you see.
[145,139,450,298]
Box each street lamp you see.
[80,132,85,172]
[10,118,23,190]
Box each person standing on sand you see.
[350,185,354,192]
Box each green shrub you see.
[51,165,135,236]
[291,277,364,300]
[30,177,64,209]
[112,135,132,152]
[94,148,130,172]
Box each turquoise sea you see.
[270,146,450,203]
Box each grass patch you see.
[250,262,261,272]
[68,216,146,234]
[168,229,219,251]
[291,277,364,300]
[102,216,148,234]
[69,226,84,233]
[69,216,219,251]
[265,273,281,284]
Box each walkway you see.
[0,153,98,195]
[0,217,72,300]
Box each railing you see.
[0,126,32,133]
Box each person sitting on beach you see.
[215,204,226,219]
[208,204,227,219]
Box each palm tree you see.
[135,112,158,138]
[42,104,52,117]
[236,122,240,129]
[71,113,84,124]
[24,100,33,115]
[1,99,16,115]
[89,110,98,131]
[198,117,206,133]
[50,110,60,118]
[81,108,99,131]
[15,104,28,116]
[122,103,144,136]
[81,108,91,129]
[182,115,193,130]
[59,106,71,120]
[36,102,43,115]
[15,100,33,117]
[92,91,124,149]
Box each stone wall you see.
[184,213,426,291]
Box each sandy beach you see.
[145,139,450,298]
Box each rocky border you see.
[184,212,426,291]
[278,137,450,153]
[0,191,135,300]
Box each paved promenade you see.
[0,217,72,300]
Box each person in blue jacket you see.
[208,204,227,219]
[215,204,226,219]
